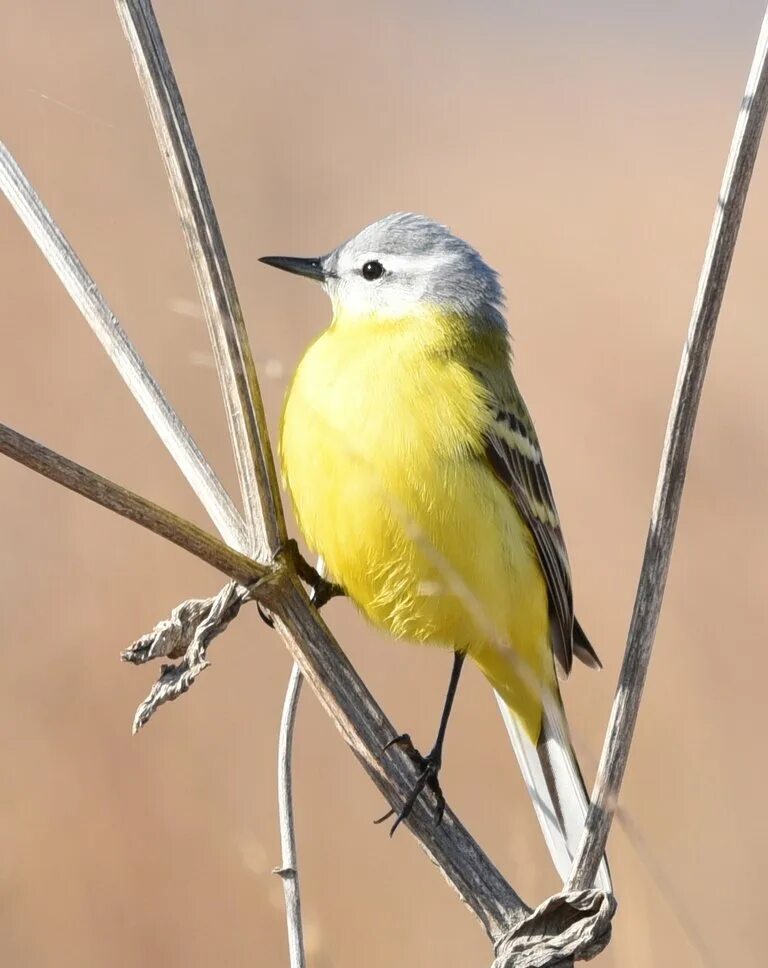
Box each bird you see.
[260,213,611,891]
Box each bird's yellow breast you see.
[280,310,552,728]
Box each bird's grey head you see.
[260,213,506,328]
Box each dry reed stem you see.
[0,140,248,552]
[568,3,768,892]
[274,665,307,968]
[115,0,286,560]
[0,422,263,585]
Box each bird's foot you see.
[276,539,344,607]
[374,733,445,835]
[309,574,344,609]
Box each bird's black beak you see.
[259,255,327,282]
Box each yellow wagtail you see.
[261,213,611,890]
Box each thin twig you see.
[114,0,286,560]
[569,5,768,890]
[0,422,264,586]
[274,664,306,968]
[0,140,248,553]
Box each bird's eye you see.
[361,260,384,281]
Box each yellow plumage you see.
[263,212,610,889]
[280,307,554,739]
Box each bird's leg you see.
[376,650,466,835]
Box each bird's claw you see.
[256,602,275,628]
[375,735,445,835]
[309,575,344,609]
[382,732,415,755]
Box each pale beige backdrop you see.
[1,2,767,966]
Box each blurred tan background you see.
[2,1,767,965]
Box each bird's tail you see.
[495,690,613,894]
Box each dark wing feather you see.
[483,404,578,674]
[574,616,602,670]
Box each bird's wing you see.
[481,389,598,674]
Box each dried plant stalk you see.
[274,664,306,968]
[0,140,247,553]
[268,575,528,939]
[114,0,285,560]
[569,5,768,890]
[0,422,263,585]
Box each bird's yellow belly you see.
[280,324,553,731]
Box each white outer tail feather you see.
[495,691,613,894]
